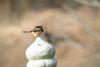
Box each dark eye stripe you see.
[33,30,44,32]
[30,26,44,32]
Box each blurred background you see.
[0,0,100,67]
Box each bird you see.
[23,25,44,37]
[23,25,66,45]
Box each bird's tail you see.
[22,31,31,33]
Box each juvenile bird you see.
[23,25,44,37]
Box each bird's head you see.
[31,25,44,37]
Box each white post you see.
[25,26,57,67]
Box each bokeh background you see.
[0,0,100,67]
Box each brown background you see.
[0,0,100,67]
